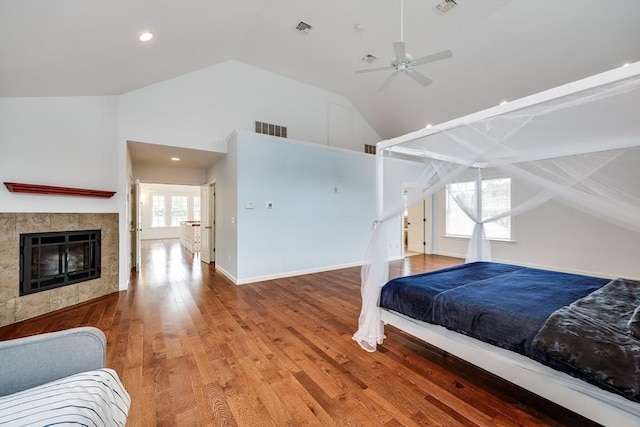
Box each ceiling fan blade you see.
[411,49,453,67]
[392,41,406,62]
[406,69,433,87]
[378,71,399,92]
[355,65,395,74]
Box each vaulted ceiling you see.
[1,0,639,140]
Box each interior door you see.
[406,200,425,253]
[131,180,141,271]
[200,184,211,264]
[209,183,216,263]
[406,197,433,254]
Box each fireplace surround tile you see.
[50,213,80,231]
[0,212,119,327]
[0,299,15,325]
[0,214,16,242]
[50,283,80,310]
[16,213,51,234]
[15,291,51,322]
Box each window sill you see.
[443,234,516,244]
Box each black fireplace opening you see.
[20,229,101,296]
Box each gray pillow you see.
[629,305,640,339]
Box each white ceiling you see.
[128,140,224,169]
[1,0,639,144]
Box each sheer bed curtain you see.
[353,71,640,352]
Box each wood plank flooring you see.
[0,240,597,426]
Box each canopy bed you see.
[353,62,640,426]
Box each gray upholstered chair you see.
[0,327,130,426]
[0,327,107,396]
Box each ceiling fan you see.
[356,0,453,92]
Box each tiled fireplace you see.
[0,213,119,327]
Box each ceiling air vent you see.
[361,54,377,64]
[436,0,457,14]
[296,21,313,33]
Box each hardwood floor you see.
[0,240,597,426]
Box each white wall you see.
[0,96,120,213]
[205,132,376,283]
[133,164,206,185]
[119,60,380,153]
[205,133,238,279]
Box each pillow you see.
[629,305,640,339]
[0,368,130,427]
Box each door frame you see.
[402,184,433,257]
[130,179,141,272]
[200,181,216,264]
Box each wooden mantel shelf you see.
[4,182,116,198]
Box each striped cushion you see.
[0,368,130,427]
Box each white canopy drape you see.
[353,62,640,352]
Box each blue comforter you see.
[380,262,610,358]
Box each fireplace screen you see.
[20,230,101,296]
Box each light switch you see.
[266,202,273,209]
[245,202,254,209]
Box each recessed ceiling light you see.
[499,100,508,106]
[425,124,433,128]
[354,24,365,32]
[622,62,631,67]
[171,157,180,161]
[139,32,153,42]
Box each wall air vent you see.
[436,0,457,14]
[255,121,287,138]
[361,54,377,64]
[364,144,377,155]
[296,21,313,33]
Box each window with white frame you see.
[445,177,511,240]
[170,196,188,226]
[193,196,201,221]
[151,195,165,228]
[149,193,200,228]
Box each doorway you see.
[403,187,433,257]
[130,182,205,272]
[200,182,216,264]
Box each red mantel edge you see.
[4,182,116,198]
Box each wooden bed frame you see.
[380,308,640,427]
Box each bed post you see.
[475,167,483,259]
[376,145,384,223]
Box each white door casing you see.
[133,180,141,271]
[200,184,211,264]
[406,194,432,255]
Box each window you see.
[445,178,511,240]
[151,196,165,228]
[170,196,188,226]
[193,196,201,221]
[149,193,201,228]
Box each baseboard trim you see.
[235,260,367,285]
